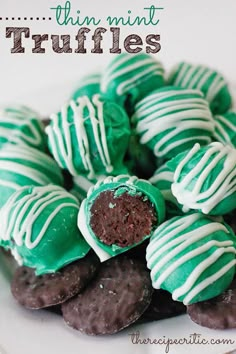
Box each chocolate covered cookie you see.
[62,256,153,335]
[11,253,99,309]
[187,277,236,329]
[141,289,186,322]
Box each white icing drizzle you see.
[47,94,113,178]
[11,247,23,265]
[0,105,44,147]
[49,105,77,173]
[101,54,163,95]
[0,179,19,191]
[77,199,111,262]
[150,170,173,184]
[73,175,95,193]
[172,142,236,213]
[173,63,189,86]
[0,185,79,249]
[0,144,63,190]
[149,165,175,202]
[151,239,233,288]
[172,248,235,302]
[134,89,214,158]
[147,214,202,261]
[87,175,148,197]
[92,95,113,173]
[183,259,236,304]
[170,62,228,104]
[146,213,236,305]
[0,161,50,185]
[148,222,230,267]
[213,114,236,147]
[177,65,199,87]
[71,175,106,201]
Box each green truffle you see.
[71,72,101,100]
[168,142,236,215]
[0,144,63,208]
[0,105,46,151]
[150,163,183,218]
[47,94,130,179]
[147,213,236,305]
[101,53,165,114]
[132,86,214,160]
[0,185,90,275]
[213,111,236,148]
[168,62,232,114]
[78,175,166,262]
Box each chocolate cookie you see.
[62,256,153,335]
[187,277,236,329]
[11,253,100,309]
[141,289,186,322]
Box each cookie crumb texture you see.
[11,254,100,309]
[90,190,157,247]
[62,256,153,335]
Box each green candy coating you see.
[125,132,157,179]
[78,175,166,262]
[0,144,63,208]
[101,53,165,114]
[70,175,105,203]
[0,185,90,275]
[132,86,214,160]
[47,94,130,179]
[146,213,236,305]
[150,163,183,218]
[71,72,101,100]
[213,111,236,148]
[168,142,236,215]
[168,62,232,114]
[0,105,46,151]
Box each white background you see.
[0,2,236,354]
[0,0,236,115]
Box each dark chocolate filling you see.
[90,190,157,248]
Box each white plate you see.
[0,84,236,354]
